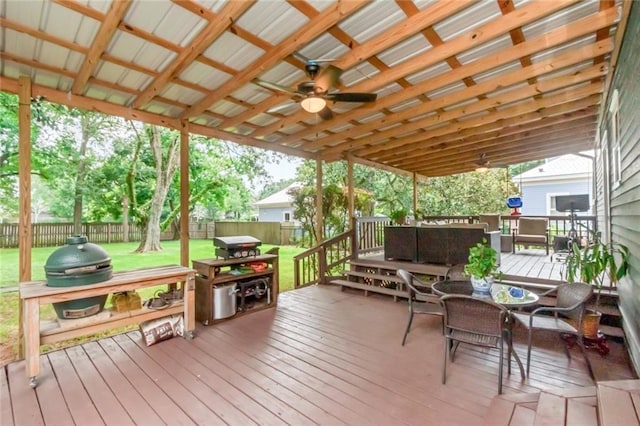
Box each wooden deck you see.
[499,249,566,282]
[2,283,636,425]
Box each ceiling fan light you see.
[301,96,326,113]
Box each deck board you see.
[3,284,636,425]
[35,356,75,426]
[0,360,14,426]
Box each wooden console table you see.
[19,265,196,388]
[192,251,279,325]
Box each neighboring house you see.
[596,2,640,376]
[254,184,299,224]
[512,153,594,216]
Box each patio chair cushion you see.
[479,214,500,232]
[513,218,550,254]
[518,218,548,235]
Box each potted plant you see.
[389,208,409,225]
[464,238,503,294]
[563,232,629,338]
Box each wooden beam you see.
[362,105,599,160]
[18,76,32,282]
[389,117,598,168]
[132,1,254,109]
[247,0,475,138]
[334,154,415,178]
[406,128,597,172]
[302,37,612,152]
[181,0,368,119]
[180,122,189,268]
[323,76,605,159]
[372,112,598,162]
[277,0,594,147]
[71,0,132,95]
[0,17,89,54]
[415,137,594,177]
[1,76,311,161]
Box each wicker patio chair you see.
[512,217,550,255]
[479,214,500,232]
[440,294,519,394]
[511,282,595,380]
[397,269,443,346]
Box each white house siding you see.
[258,207,295,223]
[597,1,640,376]
[520,181,593,216]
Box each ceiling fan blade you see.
[315,65,343,93]
[326,92,377,103]
[317,106,334,121]
[252,78,298,96]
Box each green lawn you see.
[0,240,306,365]
[0,240,304,291]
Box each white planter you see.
[470,275,494,295]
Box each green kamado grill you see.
[45,235,113,319]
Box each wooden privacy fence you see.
[0,221,302,248]
[214,221,303,245]
[0,222,143,248]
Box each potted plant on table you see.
[563,233,629,338]
[389,208,409,225]
[464,238,503,295]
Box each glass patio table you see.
[432,280,538,379]
[431,280,540,309]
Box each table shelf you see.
[19,265,196,388]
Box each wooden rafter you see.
[71,0,132,95]
[0,0,629,177]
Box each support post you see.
[18,76,32,360]
[315,157,323,245]
[413,172,418,219]
[18,76,32,281]
[347,156,355,223]
[180,121,189,268]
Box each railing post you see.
[351,216,358,258]
[318,246,326,285]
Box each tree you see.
[0,94,64,220]
[418,169,517,216]
[289,181,374,247]
[127,124,180,252]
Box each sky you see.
[267,156,301,182]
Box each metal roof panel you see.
[126,1,207,47]
[203,31,266,71]
[433,1,501,42]
[180,61,232,90]
[338,1,405,44]
[161,83,205,106]
[377,33,432,68]
[236,1,307,45]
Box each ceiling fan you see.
[252,60,377,120]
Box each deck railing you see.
[293,217,391,288]
[292,214,596,289]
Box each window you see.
[283,212,291,222]
[609,90,621,186]
[549,193,569,215]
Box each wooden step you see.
[329,279,406,300]
[484,386,599,426]
[597,380,640,426]
[343,270,405,284]
[349,257,451,278]
[599,324,625,339]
